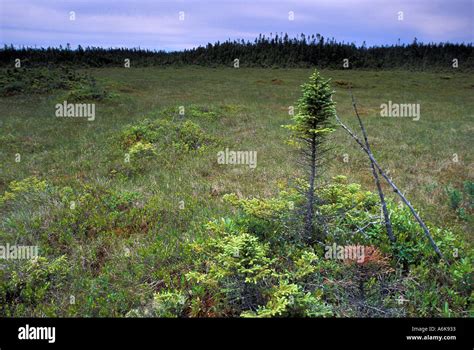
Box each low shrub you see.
[127,179,472,317]
[0,67,107,98]
[0,255,69,316]
[119,118,216,155]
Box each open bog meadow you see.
[0,67,472,317]
[2,68,472,229]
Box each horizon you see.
[2,34,472,53]
[0,33,474,53]
[0,0,472,51]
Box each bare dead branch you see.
[335,114,446,261]
[350,89,395,243]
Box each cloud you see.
[0,0,471,50]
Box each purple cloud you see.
[0,0,472,50]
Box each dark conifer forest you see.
[1,34,472,70]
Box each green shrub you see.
[65,80,109,101]
[244,282,332,318]
[131,179,472,318]
[126,290,186,317]
[222,187,302,244]
[444,182,473,222]
[0,67,105,97]
[119,118,216,155]
[188,105,218,119]
[1,171,470,317]
[0,176,48,208]
[159,104,241,120]
[446,186,462,210]
[0,256,69,316]
[402,257,473,317]
[128,141,157,159]
[175,218,334,317]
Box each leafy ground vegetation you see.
[0,67,472,317]
[0,67,110,101]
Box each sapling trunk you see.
[305,135,317,240]
[283,70,336,243]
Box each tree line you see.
[1,34,472,70]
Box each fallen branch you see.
[335,114,446,261]
[350,90,395,243]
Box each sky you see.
[0,0,472,51]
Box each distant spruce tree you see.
[284,70,336,242]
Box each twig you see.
[352,220,379,236]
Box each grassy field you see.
[1,68,472,229]
[0,67,472,316]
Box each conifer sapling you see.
[283,70,336,242]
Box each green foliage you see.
[136,179,472,318]
[445,182,473,222]
[172,120,213,153]
[187,105,219,119]
[222,187,302,244]
[2,38,472,70]
[159,104,245,121]
[126,290,186,317]
[128,141,157,159]
[0,176,47,206]
[0,67,107,97]
[0,177,154,252]
[319,176,382,244]
[184,219,333,317]
[151,291,187,317]
[189,220,276,284]
[446,186,462,210]
[114,116,217,176]
[283,70,336,148]
[402,257,473,317]
[47,184,151,244]
[242,281,332,318]
[223,189,297,219]
[0,176,171,316]
[296,71,336,130]
[64,78,109,101]
[282,70,337,241]
[120,118,216,154]
[0,256,69,316]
